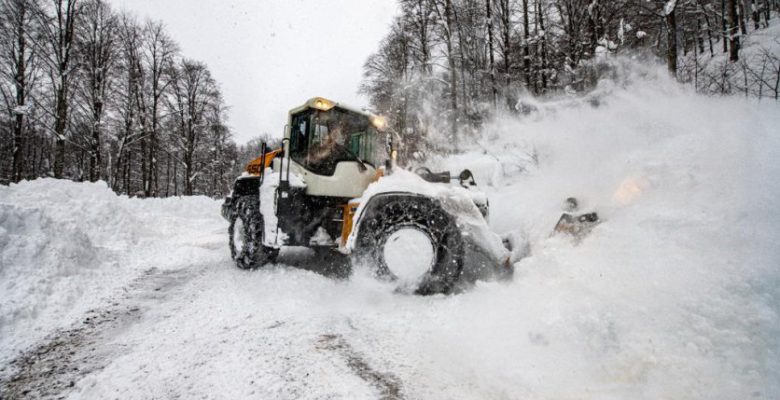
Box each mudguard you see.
[346,170,511,279]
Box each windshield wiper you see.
[334,143,368,172]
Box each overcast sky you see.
[107,0,399,144]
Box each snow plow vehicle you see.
[221,97,511,294]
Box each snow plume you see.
[427,55,780,398]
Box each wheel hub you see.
[234,219,246,253]
[382,227,435,285]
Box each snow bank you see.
[0,179,225,362]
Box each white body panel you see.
[272,158,375,198]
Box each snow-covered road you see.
[2,59,778,399]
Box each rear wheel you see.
[229,196,278,269]
[352,195,464,294]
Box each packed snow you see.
[0,180,224,365]
[1,57,778,399]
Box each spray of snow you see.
[423,55,779,398]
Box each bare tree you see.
[36,0,81,178]
[0,0,240,197]
[0,0,40,182]
[140,20,177,196]
[431,0,460,150]
[168,59,218,195]
[74,0,117,181]
[112,13,142,192]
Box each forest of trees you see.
[360,0,780,160]
[2,0,778,196]
[0,0,244,196]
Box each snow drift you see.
[0,179,225,363]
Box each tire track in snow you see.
[316,333,404,400]
[0,266,200,399]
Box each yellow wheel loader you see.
[221,97,513,294]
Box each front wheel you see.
[352,195,464,295]
[228,196,278,269]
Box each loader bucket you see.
[553,212,600,241]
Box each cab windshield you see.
[289,107,384,176]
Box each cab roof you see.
[289,96,375,119]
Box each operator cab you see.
[280,97,388,198]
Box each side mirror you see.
[458,169,476,187]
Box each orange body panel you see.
[371,167,384,182]
[245,149,281,175]
[339,169,383,247]
[339,202,359,248]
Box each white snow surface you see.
[0,180,223,364]
[0,57,778,399]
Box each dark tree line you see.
[0,0,241,197]
[361,0,780,160]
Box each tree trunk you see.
[499,0,511,107]
[125,148,132,194]
[744,0,759,29]
[537,0,548,91]
[89,125,101,181]
[701,8,714,57]
[444,0,459,151]
[165,154,171,196]
[722,0,729,53]
[53,88,68,178]
[727,0,741,61]
[452,7,469,114]
[50,0,79,179]
[184,153,192,196]
[148,101,158,197]
[763,0,770,27]
[113,143,124,191]
[11,4,29,183]
[738,2,747,34]
[140,136,148,195]
[486,0,498,107]
[588,0,602,54]
[696,18,705,55]
[89,98,103,182]
[666,6,678,77]
[12,114,25,183]
[173,153,178,196]
[521,0,532,91]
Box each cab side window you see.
[289,111,311,163]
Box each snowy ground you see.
[1,58,779,399]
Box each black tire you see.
[352,194,464,295]
[228,196,279,269]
